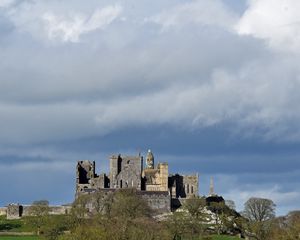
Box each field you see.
[0,216,34,232]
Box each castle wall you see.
[0,207,6,216]
[144,163,169,192]
[110,155,143,190]
[74,152,199,213]
[168,173,199,199]
[76,160,95,185]
[91,173,108,189]
[139,191,171,213]
[6,204,22,219]
[183,174,199,197]
[6,204,72,219]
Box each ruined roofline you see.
[110,154,142,159]
[169,173,199,177]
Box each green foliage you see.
[41,215,71,240]
[0,215,22,231]
[0,216,35,232]
[62,190,171,240]
[26,200,51,235]
[242,197,276,240]
[166,197,213,239]
[110,189,151,219]
[0,237,40,240]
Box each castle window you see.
[191,186,194,194]
[187,184,189,194]
[120,180,123,188]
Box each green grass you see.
[0,237,40,240]
[0,216,34,232]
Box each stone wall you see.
[169,173,199,199]
[144,163,169,191]
[6,204,22,220]
[110,155,143,190]
[0,207,6,216]
[138,191,171,213]
[182,174,199,197]
[6,204,71,219]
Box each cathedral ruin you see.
[76,150,199,212]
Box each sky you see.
[0,0,300,216]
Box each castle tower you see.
[209,177,215,196]
[146,149,154,169]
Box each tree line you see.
[24,190,300,240]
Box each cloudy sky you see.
[1,0,300,216]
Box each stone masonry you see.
[76,150,199,212]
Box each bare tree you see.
[243,197,276,240]
[225,200,236,211]
[244,197,276,222]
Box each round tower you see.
[146,149,154,169]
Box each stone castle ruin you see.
[4,204,71,220]
[76,150,199,212]
[2,150,200,219]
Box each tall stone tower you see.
[146,149,154,169]
[209,177,215,196]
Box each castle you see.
[3,150,200,219]
[76,150,199,212]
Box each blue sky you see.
[1,0,300,216]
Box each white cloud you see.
[224,185,300,215]
[0,0,14,8]
[236,0,300,52]
[43,5,122,42]
[148,0,237,30]
[3,1,122,42]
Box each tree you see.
[209,201,228,235]
[269,211,300,240]
[62,189,170,240]
[243,197,276,240]
[70,194,90,227]
[244,197,276,222]
[167,196,211,239]
[184,196,207,219]
[27,200,50,235]
[225,200,236,211]
[110,189,151,219]
[42,215,70,240]
[92,191,113,215]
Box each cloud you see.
[236,0,300,52]
[224,185,300,215]
[0,0,15,8]
[148,0,238,30]
[2,1,122,42]
[0,0,300,215]
[43,5,122,42]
